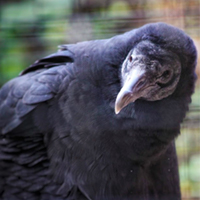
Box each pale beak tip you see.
[115,102,122,114]
[115,108,120,115]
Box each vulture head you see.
[115,40,181,114]
[114,23,197,115]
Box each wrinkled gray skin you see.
[115,40,182,114]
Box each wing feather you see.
[0,49,75,135]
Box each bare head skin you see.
[115,41,181,114]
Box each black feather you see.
[20,49,74,75]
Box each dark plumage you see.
[0,23,197,200]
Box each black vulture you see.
[0,23,197,200]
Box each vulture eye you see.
[158,69,173,85]
[162,70,171,79]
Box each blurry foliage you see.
[0,0,200,199]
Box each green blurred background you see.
[0,0,200,199]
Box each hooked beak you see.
[115,67,148,114]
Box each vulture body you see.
[0,23,197,200]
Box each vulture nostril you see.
[129,56,133,62]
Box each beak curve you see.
[115,67,147,114]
